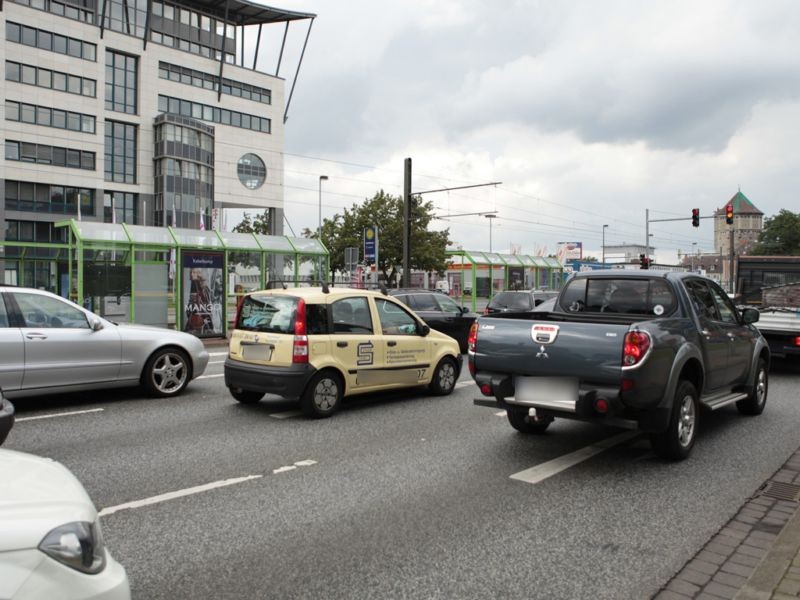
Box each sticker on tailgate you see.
[531,324,559,344]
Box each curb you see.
[655,448,800,600]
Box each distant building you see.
[714,191,763,256]
[603,243,651,265]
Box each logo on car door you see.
[531,324,559,344]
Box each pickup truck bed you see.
[470,271,770,460]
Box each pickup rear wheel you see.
[650,380,698,460]
[736,358,768,415]
[507,408,553,434]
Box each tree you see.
[301,190,452,285]
[750,210,800,256]
[233,210,271,235]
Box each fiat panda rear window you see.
[237,295,297,333]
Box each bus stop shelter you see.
[0,220,328,338]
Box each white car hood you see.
[0,449,97,551]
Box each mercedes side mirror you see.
[89,317,104,331]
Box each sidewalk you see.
[655,447,800,600]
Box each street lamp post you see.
[691,242,697,272]
[602,224,609,265]
[317,175,328,237]
[486,213,497,298]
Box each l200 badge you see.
[531,324,560,344]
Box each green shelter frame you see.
[445,250,563,311]
[0,220,328,338]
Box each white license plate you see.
[242,344,273,361]
[514,376,578,412]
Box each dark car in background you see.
[485,289,558,314]
[388,289,477,352]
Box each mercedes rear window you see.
[236,295,297,333]
[490,292,531,310]
[559,278,677,316]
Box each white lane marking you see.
[208,351,228,357]
[208,360,226,364]
[294,460,317,467]
[16,408,104,422]
[495,411,507,417]
[99,474,263,517]
[509,431,641,485]
[270,410,303,419]
[455,381,473,389]
[196,373,224,380]
[273,465,296,474]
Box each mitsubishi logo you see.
[535,345,549,359]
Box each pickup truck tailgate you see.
[474,318,630,383]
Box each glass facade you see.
[104,121,137,184]
[153,115,214,229]
[6,61,96,97]
[158,95,270,133]
[158,62,271,105]
[150,1,235,62]
[105,51,138,114]
[103,192,137,224]
[5,181,95,216]
[5,220,68,243]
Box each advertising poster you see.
[182,251,224,337]
[556,241,583,261]
[364,226,377,262]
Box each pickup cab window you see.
[559,278,676,316]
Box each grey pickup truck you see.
[469,271,770,460]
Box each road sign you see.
[364,226,377,262]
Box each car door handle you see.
[25,332,48,340]
[336,341,348,348]
[387,341,397,347]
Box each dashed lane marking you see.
[208,360,226,365]
[196,373,224,380]
[208,351,228,357]
[99,459,317,517]
[270,410,303,419]
[509,431,641,485]
[16,408,104,422]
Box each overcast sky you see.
[252,0,800,264]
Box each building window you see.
[5,140,95,170]
[158,95,270,133]
[105,51,138,114]
[157,62,272,105]
[6,21,96,61]
[6,101,95,134]
[237,154,266,190]
[5,61,97,98]
[104,121,137,184]
[5,181,94,216]
[4,219,67,243]
[103,192,137,224]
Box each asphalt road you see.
[5,355,800,600]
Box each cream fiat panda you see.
[224,286,463,418]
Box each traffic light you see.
[639,254,650,269]
[692,208,700,227]
[725,203,734,225]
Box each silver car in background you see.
[0,287,209,399]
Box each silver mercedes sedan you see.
[0,287,209,399]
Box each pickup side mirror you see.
[418,323,430,336]
[741,307,760,324]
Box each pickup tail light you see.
[468,322,478,353]
[622,330,651,367]
[794,336,800,347]
[292,298,308,363]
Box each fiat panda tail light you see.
[292,298,309,363]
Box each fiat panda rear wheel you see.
[229,387,264,404]
[300,371,343,418]
[429,357,457,396]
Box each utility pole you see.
[402,158,412,288]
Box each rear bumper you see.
[224,358,315,399]
[760,331,800,358]
[0,396,14,445]
[472,372,671,433]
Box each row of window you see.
[105,50,138,114]
[5,220,68,244]
[155,158,214,184]
[6,21,97,61]
[5,140,96,171]
[104,121,137,184]
[150,31,235,63]
[158,95,270,134]
[6,61,97,98]
[6,100,96,134]
[103,0,148,40]
[9,0,94,25]
[153,1,236,38]
[156,123,214,152]
[158,62,271,105]
[5,181,95,216]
